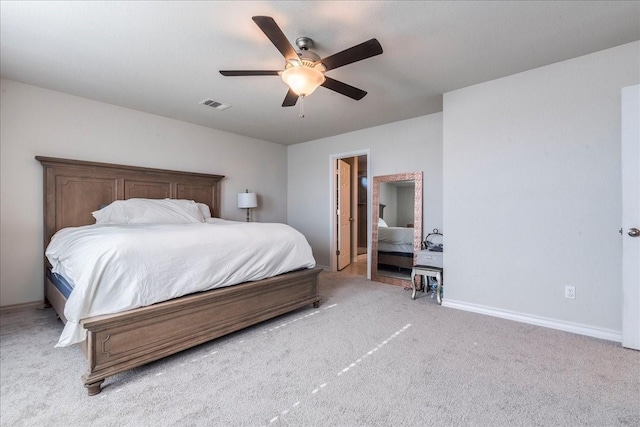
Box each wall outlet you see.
[565,286,576,299]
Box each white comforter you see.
[378,226,414,245]
[46,219,316,347]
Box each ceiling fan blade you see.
[321,77,367,100]
[320,38,383,71]
[282,89,299,107]
[219,70,280,76]
[252,16,299,62]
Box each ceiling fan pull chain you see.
[299,94,305,118]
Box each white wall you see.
[0,78,287,306]
[288,113,443,267]
[442,42,640,339]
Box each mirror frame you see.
[371,172,423,287]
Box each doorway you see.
[330,151,369,277]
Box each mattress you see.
[47,269,73,299]
[378,242,413,253]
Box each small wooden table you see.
[411,265,443,305]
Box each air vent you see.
[199,99,231,111]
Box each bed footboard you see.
[80,267,322,395]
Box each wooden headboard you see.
[36,156,225,246]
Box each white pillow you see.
[92,202,128,224]
[378,218,388,227]
[93,199,205,224]
[196,203,212,219]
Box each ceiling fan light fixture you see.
[281,64,325,96]
[288,58,302,67]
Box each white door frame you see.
[329,149,371,277]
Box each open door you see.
[621,85,639,350]
[337,159,351,270]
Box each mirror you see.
[371,172,423,286]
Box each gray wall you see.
[287,113,444,268]
[442,41,639,338]
[397,186,416,228]
[378,182,398,226]
[0,79,287,306]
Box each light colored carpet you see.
[1,271,639,426]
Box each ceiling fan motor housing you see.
[294,37,322,65]
[297,50,321,63]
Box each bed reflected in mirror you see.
[371,172,423,287]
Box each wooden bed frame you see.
[37,156,322,396]
[377,251,414,270]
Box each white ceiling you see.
[1,1,639,145]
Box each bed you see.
[376,217,414,270]
[37,156,322,395]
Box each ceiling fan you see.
[219,16,383,112]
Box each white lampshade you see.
[281,65,325,96]
[237,192,257,209]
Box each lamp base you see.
[246,208,251,222]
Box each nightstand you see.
[411,250,444,304]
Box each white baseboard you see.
[442,299,622,343]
